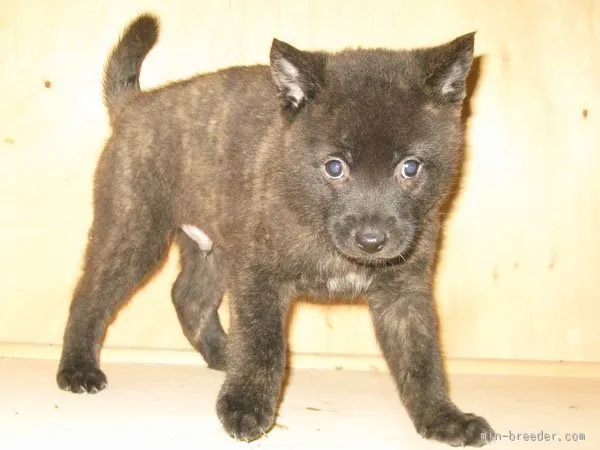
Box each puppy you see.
[57,13,493,446]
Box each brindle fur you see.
[57,14,493,447]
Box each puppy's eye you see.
[324,158,348,180]
[399,159,422,179]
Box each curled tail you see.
[103,13,159,121]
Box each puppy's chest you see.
[296,269,374,299]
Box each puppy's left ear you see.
[418,32,475,103]
[270,39,326,111]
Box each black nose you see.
[355,229,387,253]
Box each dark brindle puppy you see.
[57,13,493,446]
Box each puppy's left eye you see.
[323,158,349,181]
[399,159,422,179]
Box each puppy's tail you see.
[103,13,159,122]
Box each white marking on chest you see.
[327,272,372,295]
[181,224,213,252]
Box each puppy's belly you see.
[181,224,213,252]
[180,226,372,298]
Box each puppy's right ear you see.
[270,39,325,111]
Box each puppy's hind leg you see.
[172,232,227,370]
[57,177,173,393]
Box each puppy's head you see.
[270,35,474,264]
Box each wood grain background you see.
[1,0,598,371]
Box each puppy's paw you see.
[216,387,275,441]
[57,364,107,394]
[202,345,227,371]
[200,334,227,371]
[418,407,494,447]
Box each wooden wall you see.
[1,0,599,372]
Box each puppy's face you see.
[285,87,461,264]
[271,39,473,264]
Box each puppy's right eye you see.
[323,158,348,181]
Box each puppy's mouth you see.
[344,253,406,267]
[336,242,413,265]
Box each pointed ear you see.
[419,32,475,103]
[270,39,325,110]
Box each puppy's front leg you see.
[368,281,493,447]
[216,275,288,441]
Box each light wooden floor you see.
[0,358,597,449]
